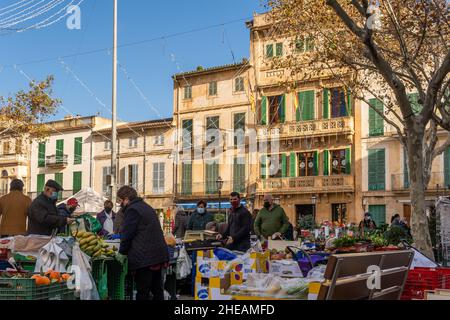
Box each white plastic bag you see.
[34,237,69,273]
[176,247,192,280]
[70,243,100,300]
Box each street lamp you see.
[216,176,224,219]
[311,195,317,225]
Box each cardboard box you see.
[195,272,243,300]
[269,260,303,278]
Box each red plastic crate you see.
[401,267,450,300]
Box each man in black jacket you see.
[217,192,252,252]
[28,180,74,236]
[117,186,169,301]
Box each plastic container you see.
[106,257,128,300]
[401,267,450,300]
[0,277,75,300]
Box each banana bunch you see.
[72,231,118,258]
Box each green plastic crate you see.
[106,257,128,300]
[91,258,108,300]
[0,278,75,300]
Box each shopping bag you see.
[70,243,100,300]
[34,237,70,273]
[176,247,192,280]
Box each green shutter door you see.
[279,95,286,123]
[323,89,329,119]
[54,173,63,200]
[296,92,301,121]
[323,150,329,176]
[313,151,318,176]
[276,43,283,56]
[266,44,273,58]
[38,142,46,167]
[290,152,296,177]
[261,96,267,125]
[368,149,385,190]
[73,172,82,194]
[369,99,384,136]
[345,148,351,174]
[74,137,82,165]
[281,154,287,177]
[182,163,192,195]
[346,88,352,116]
[56,139,64,163]
[299,91,315,121]
[233,158,245,193]
[369,205,386,227]
[445,147,450,187]
[37,174,45,193]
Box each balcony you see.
[45,155,69,168]
[0,154,27,165]
[391,172,446,192]
[256,175,354,194]
[257,116,354,140]
[176,180,247,199]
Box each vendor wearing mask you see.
[187,200,214,231]
[216,192,252,252]
[28,180,75,236]
[57,198,79,234]
[359,212,377,235]
[97,200,116,236]
[254,194,290,240]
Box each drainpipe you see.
[173,82,180,206]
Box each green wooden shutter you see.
[313,151,318,176]
[300,90,315,121]
[346,88,352,116]
[260,155,267,179]
[445,147,450,187]
[279,95,286,123]
[73,171,82,194]
[266,44,273,58]
[54,172,63,200]
[323,150,329,176]
[37,174,45,193]
[276,43,283,56]
[345,148,351,174]
[369,205,386,227]
[261,96,267,125]
[281,154,287,177]
[369,99,384,136]
[323,89,329,119]
[56,139,64,163]
[182,163,192,195]
[38,142,46,167]
[74,137,82,165]
[233,158,245,193]
[368,149,385,190]
[290,152,296,177]
[296,92,301,121]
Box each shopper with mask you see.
[96,200,116,236]
[117,185,169,300]
[186,200,214,231]
[28,180,75,236]
[254,194,290,240]
[216,192,252,252]
[358,212,377,235]
[56,198,79,234]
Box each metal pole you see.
[110,0,118,206]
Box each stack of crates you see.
[0,277,75,300]
[106,257,128,300]
[401,267,450,300]
[91,258,108,299]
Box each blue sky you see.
[0,0,264,122]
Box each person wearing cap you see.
[0,179,32,237]
[57,198,79,234]
[27,179,75,236]
[358,212,377,235]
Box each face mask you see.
[263,202,271,209]
[50,192,58,201]
[197,208,205,214]
[231,200,240,209]
[365,216,370,221]
[105,207,112,213]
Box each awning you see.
[176,201,247,210]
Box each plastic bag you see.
[80,214,102,234]
[70,243,100,300]
[34,237,70,273]
[176,247,192,280]
[306,264,327,281]
[213,247,237,261]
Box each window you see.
[205,161,219,194]
[266,43,283,58]
[233,157,246,193]
[37,174,45,193]
[233,113,246,146]
[122,164,138,190]
[330,87,349,118]
[268,154,288,178]
[330,149,351,175]
[154,135,164,146]
[56,139,64,164]
[73,172,82,195]
[295,37,314,53]
[275,43,283,56]
[2,141,10,155]
[184,85,192,99]
[54,173,63,200]
[332,204,347,223]
[102,166,111,196]
[268,95,286,125]
[181,162,192,195]
[266,44,274,58]
[38,142,46,167]
[182,119,193,150]
[234,77,245,92]
[74,137,83,165]
[208,81,218,96]
[368,205,386,227]
[104,139,111,151]
[298,152,317,176]
[296,90,315,121]
[206,116,220,148]
[368,149,386,190]
[129,137,138,148]
[152,163,165,194]
[369,99,384,136]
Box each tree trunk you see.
[407,125,434,259]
